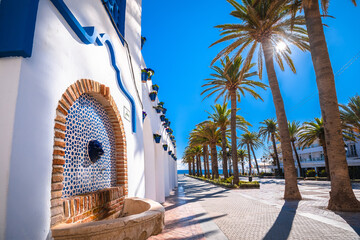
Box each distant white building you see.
[0,0,177,239]
[276,139,360,177]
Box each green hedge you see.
[186,175,260,189]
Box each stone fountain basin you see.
[52,197,165,240]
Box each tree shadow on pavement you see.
[165,213,227,229]
[263,200,299,240]
[336,212,360,236]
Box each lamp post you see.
[226,147,231,176]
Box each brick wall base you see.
[62,186,125,224]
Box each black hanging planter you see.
[149,91,157,102]
[153,134,161,143]
[163,144,168,151]
[168,150,172,155]
[160,115,166,122]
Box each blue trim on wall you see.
[51,0,136,133]
[0,0,40,58]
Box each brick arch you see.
[50,79,127,226]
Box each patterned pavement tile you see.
[149,176,360,240]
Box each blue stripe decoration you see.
[50,0,136,133]
[0,0,40,57]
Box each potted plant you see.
[153,133,161,143]
[168,150,172,155]
[163,144,168,151]
[142,111,147,121]
[164,118,169,124]
[160,115,166,122]
[152,84,159,92]
[158,101,164,107]
[146,68,155,80]
[162,107,167,114]
[153,105,163,113]
[141,69,148,82]
[141,36,146,49]
[149,91,157,102]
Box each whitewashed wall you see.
[0,0,177,239]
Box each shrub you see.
[306,169,316,177]
[318,169,327,177]
[225,176,234,184]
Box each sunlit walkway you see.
[150,175,360,240]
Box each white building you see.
[276,139,360,177]
[0,0,177,239]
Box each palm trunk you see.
[304,0,359,211]
[230,89,239,184]
[204,145,211,178]
[203,151,207,178]
[188,161,191,175]
[198,154,203,176]
[210,143,219,179]
[272,134,281,175]
[263,39,301,200]
[221,128,229,178]
[247,143,252,175]
[292,141,303,177]
[251,146,260,175]
[192,157,195,176]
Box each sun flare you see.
[276,41,287,52]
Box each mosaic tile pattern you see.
[62,94,116,198]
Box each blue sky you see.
[141,0,360,169]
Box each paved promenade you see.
[150,175,360,240]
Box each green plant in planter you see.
[153,105,163,113]
[146,68,155,80]
[141,69,148,82]
[152,84,159,92]
[158,101,165,107]
[141,36,146,49]
[306,169,316,178]
[162,144,168,151]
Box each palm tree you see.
[298,118,330,180]
[192,146,203,177]
[208,103,231,178]
[293,0,360,211]
[191,121,222,179]
[259,119,281,175]
[237,149,247,175]
[239,132,262,175]
[288,121,304,177]
[182,156,192,176]
[202,56,266,184]
[184,147,196,175]
[211,0,308,200]
[340,95,360,134]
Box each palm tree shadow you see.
[263,200,299,240]
[335,212,360,236]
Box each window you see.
[103,0,126,42]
